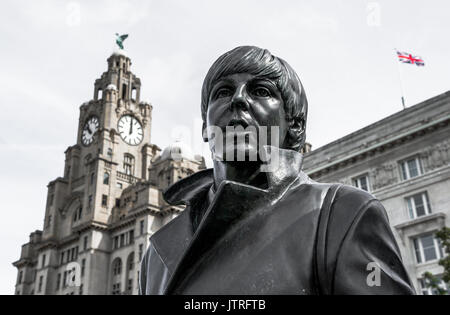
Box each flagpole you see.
[395,48,407,109]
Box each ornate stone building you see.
[303,91,450,295]
[12,51,205,295]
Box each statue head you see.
[201,46,308,161]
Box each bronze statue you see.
[139,46,415,295]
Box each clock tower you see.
[13,51,206,295]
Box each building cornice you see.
[306,114,450,177]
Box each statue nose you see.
[230,85,249,111]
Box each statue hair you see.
[201,46,308,152]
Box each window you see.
[128,252,134,271]
[400,157,423,180]
[140,220,144,235]
[139,244,144,261]
[63,271,67,288]
[38,275,43,292]
[112,283,121,295]
[113,230,134,249]
[62,246,79,263]
[79,284,84,295]
[115,198,121,208]
[90,172,95,185]
[117,182,123,189]
[124,154,135,176]
[112,258,122,276]
[41,255,46,268]
[102,195,108,207]
[413,234,444,264]
[120,234,125,247]
[88,195,93,209]
[129,230,134,243]
[81,259,86,277]
[406,192,431,219]
[49,194,54,207]
[83,236,88,251]
[74,207,83,222]
[419,277,449,295]
[353,174,370,192]
[122,83,127,100]
[56,273,61,290]
[103,172,110,185]
[127,279,133,293]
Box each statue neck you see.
[212,160,268,191]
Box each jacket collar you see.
[162,145,308,207]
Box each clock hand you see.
[129,118,133,135]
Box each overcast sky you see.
[1,0,449,294]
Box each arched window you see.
[112,258,122,276]
[127,252,134,271]
[103,172,110,185]
[123,154,135,176]
[73,206,82,222]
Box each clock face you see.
[118,115,143,145]
[82,116,100,146]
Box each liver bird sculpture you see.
[115,33,129,50]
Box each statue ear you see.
[285,117,305,150]
[290,117,305,134]
[202,122,209,142]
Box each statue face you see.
[204,73,289,161]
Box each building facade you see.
[303,91,450,295]
[13,52,205,295]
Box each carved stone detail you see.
[422,139,450,172]
[371,161,398,190]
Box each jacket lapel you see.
[149,169,214,275]
[163,180,268,294]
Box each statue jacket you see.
[139,147,415,295]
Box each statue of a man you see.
[139,46,415,295]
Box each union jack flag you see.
[397,51,425,66]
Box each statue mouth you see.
[227,118,249,129]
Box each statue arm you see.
[138,242,171,295]
[331,197,416,295]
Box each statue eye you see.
[216,88,232,99]
[252,87,271,98]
